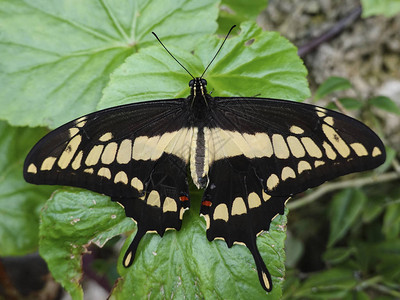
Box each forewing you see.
[24,99,193,265]
[200,97,386,291]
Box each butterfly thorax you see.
[188,78,212,123]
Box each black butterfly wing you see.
[24,99,193,266]
[200,97,385,291]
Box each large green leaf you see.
[0,121,53,255]
[361,0,400,17]
[39,189,132,300]
[217,0,268,34]
[101,21,310,109]
[0,0,219,128]
[39,187,287,299]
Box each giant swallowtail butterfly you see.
[24,26,385,292]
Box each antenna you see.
[152,32,195,79]
[200,25,236,78]
[152,25,236,79]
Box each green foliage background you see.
[0,0,399,299]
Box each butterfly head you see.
[189,77,208,98]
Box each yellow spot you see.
[179,207,188,220]
[314,160,325,167]
[350,143,368,157]
[322,141,337,160]
[262,272,271,290]
[132,128,192,162]
[124,252,132,267]
[84,168,94,174]
[301,137,323,158]
[213,204,229,221]
[85,145,104,166]
[316,107,327,117]
[41,157,57,171]
[58,135,82,169]
[98,167,111,179]
[248,192,261,209]
[289,125,304,134]
[75,117,87,128]
[297,160,312,174]
[201,214,210,229]
[231,197,247,216]
[147,190,161,207]
[101,142,118,164]
[287,136,306,158]
[233,241,246,246]
[117,139,132,164]
[272,134,290,159]
[281,166,296,181]
[69,127,79,137]
[99,132,113,142]
[242,132,273,158]
[163,197,177,212]
[131,177,143,192]
[322,124,350,158]
[262,190,271,201]
[27,163,37,174]
[72,150,83,170]
[372,147,382,157]
[164,128,193,162]
[267,174,279,191]
[324,116,334,126]
[114,171,128,184]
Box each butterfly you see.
[23,26,385,292]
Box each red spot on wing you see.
[202,200,212,207]
[179,195,189,202]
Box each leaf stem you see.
[287,171,400,210]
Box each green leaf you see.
[361,0,400,17]
[0,0,219,129]
[382,202,400,240]
[326,97,364,111]
[39,189,133,300]
[101,22,310,109]
[0,121,53,256]
[217,0,268,34]
[328,188,367,247]
[314,77,352,101]
[285,233,304,268]
[39,187,287,299]
[372,240,400,282]
[293,268,356,299]
[323,247,355,265]
[112,196,287,299]
[369,96,400,115]
[362,195,385,222]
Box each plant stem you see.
[288,171,400,210]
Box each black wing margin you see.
[24,99,192,266]
[200,97,386,291]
